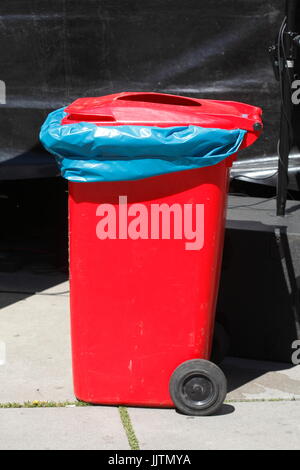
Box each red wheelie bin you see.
[40,92,262,415]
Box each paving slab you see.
[1,273,299,404]
[0,282,74,403]
[223,357,300,401]
[0,407,129,450]
[129,401,300,450]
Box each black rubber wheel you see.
[169,359,227,416]
[210,322,230,365]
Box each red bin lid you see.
[62,92,263,148]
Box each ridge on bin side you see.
[40,92,262,182]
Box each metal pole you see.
[277,0,297,216]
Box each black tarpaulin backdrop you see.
[0,0,284,179]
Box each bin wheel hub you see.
[183,375,216,406]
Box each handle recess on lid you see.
[116,93,201,107]
[67,114,116,122]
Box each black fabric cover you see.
[0,0,285,179]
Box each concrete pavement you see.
[128,401,300,450]
[0,273,299,450]
[0,281,73,403]
[0,407,129,450]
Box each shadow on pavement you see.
[0,177,68,309]
[175,403,235,418]
[221,356,298,394]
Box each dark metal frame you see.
[274,0,299,216]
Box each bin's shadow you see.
[175,403,235,417]
[220,356,298,395]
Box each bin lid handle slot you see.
[116,93,202,107]
[67,113,116,122]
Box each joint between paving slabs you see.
[118,406,140,450]
[0,397,299,410]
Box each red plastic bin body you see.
[65,92,262,407]
[69,162,230,406]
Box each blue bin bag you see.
[40,108,246,182]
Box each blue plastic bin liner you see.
[40,108,246,182]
